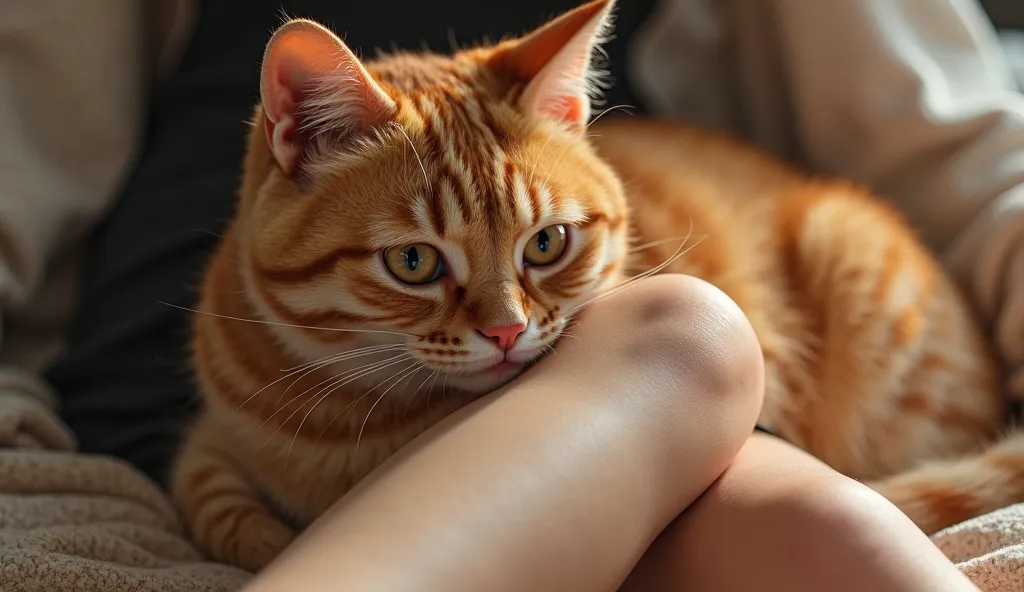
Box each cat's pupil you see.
[404,247,421,271]
[536,230,550,253]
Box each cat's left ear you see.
[260,19,396,175]
[490,0,615,133]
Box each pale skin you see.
[242,275,979,592]
[621,432,981,592]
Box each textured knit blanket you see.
[0,390,1021,591]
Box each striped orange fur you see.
[172,0,1012,572]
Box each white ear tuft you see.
[260,20,396,175]
[493,0,616,132]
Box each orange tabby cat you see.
[172,0,1012,572]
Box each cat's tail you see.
[868,430,1024,534]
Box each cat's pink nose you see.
[478,322,527,351]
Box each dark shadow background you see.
[982,0,1024,28]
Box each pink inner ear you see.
[262,27,331,128]
[499,0,614,131]
[259,20,396,175]
[536,96,586,125]
[263,50,321,124]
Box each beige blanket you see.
[0,393,1020,592]
[933,505,1024,590]
[0,392,250,592]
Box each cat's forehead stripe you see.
[492,150,508,195]
[441,160,476,220]
[512,171,537,227]
[405,92,571,237]
[410,195,436,236]
[380,60,594,240]
[438,176,467,232]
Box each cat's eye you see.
[523,224,568,266]
[384,244,445,285]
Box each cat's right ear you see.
[260,20,396,175]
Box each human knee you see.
[770,474,908,559]
[618,274,764,409]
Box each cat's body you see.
[596,119,1002,481]
[173,0,1012,572]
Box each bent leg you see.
[172,421,296,572]
[243,275,765,591]
[621,433,979,592]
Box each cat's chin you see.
[441,361,527,394]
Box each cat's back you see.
[589,117,1002,479]
[586,117,809,283]
[585,117,803,315]
[588,117,808,207]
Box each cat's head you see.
[237,0,629,394]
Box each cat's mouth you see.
[437,354,532,379]
[419,346,550,391]
[429,356,529,394]
[448,356,526,377]
[479,360,526,375]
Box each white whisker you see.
[272,344,407,407]
[575,235,707,313]
[394,123,430,190]
[284,357,415,466]
[159,301,421,339]
[268,352,408,420]
[568,218,702,315]
[235,344,406,413]
[235,350,353,412]
[254,355,411,454]
[528,122,562,189]
[319,362,424,443]
[628,234,703,254]
[426,368,442,409]
[535,108,634,193]
[282,354,408,421]
[279,342,404,373]
[405,368,439,420]
[398,365,421,392]
[586,104,634,130]
[559,321,581,342]
[577,240,703,313]
[354,362,423,455]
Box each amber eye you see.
[384,244,445,285]
[523,224,568,266]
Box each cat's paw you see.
[219,512,297,573]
